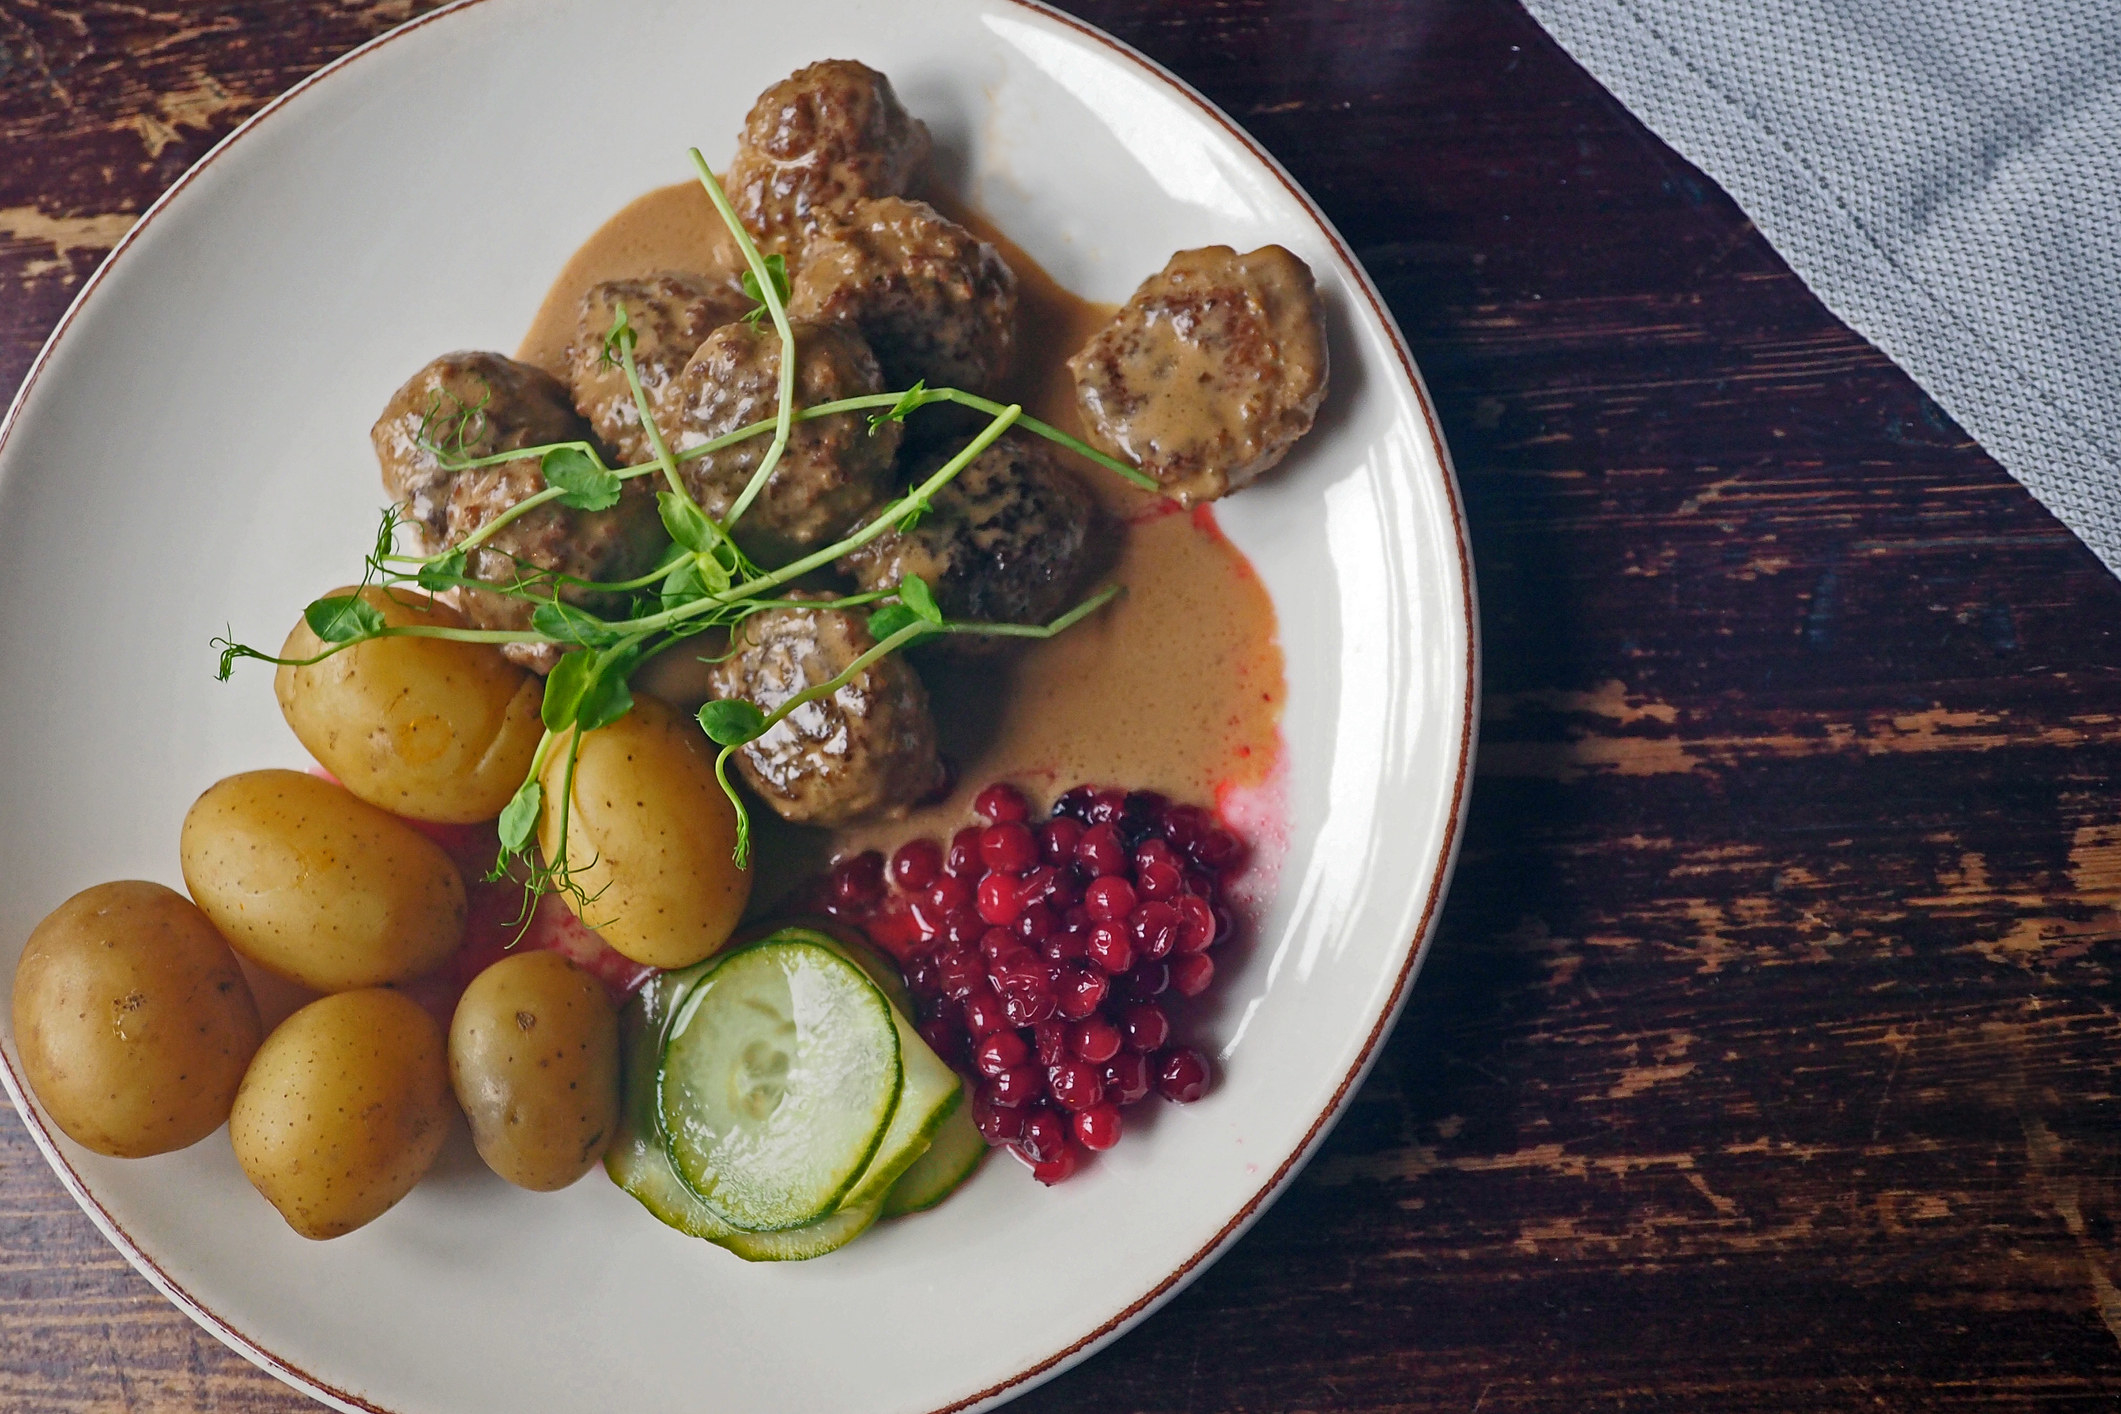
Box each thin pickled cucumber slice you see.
[658,939,901,1232]
[882,1098,988,1218]
[715,1196,884,1262]
[606,961,740,1241]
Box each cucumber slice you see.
[606,962,740,1242]
[790,922,917,1018]
[882,1097,988,1218]
[658,939,901,1232]
[716,1196,884,1262]
[791,929,964,1213]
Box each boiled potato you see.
[229,988,450,1239]
[275,585,544,823]
[538,691,750,968]
[11,881,262,1158]
[181,769,465,991]
[449,952,619,1190]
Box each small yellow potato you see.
[275,585,545,824]
[180,769,465,992]
[538,691,750,968]
[229,988,450,1240]
[11,881,262,1158]
[449,952,620,1190]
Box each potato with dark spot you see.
[449,952,619,1191]
[229,988,451,1239]
[274,586,545,824]
[180,770,466,992]
[11,882,262,1158]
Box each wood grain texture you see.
[7,0,2121,1409]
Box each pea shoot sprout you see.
[214,152,1148,916]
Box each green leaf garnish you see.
[739,253,790,327]
[498,778,542,854]
[698,698,767,746]
[542,446,621,511]
[574,646,638,733]
[898,574,943,624]
[866,379,930,435]
[304,594,385,643]
[866,603,925,641]
[658,490,714,555]
[416,547,468,591]
[531,600,621,648]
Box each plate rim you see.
[0,2,1481,1409]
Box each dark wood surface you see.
[8,1,2121,1409]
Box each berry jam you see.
[817,781,1239,1184]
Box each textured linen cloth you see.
[1518,0,2121,574]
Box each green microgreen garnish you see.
[216,143,1154,922]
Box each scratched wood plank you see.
[7,1,2121,1410]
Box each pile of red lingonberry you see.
[817,782,1243,1183]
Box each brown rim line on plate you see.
[0,3,1479,1410]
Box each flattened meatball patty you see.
[668,319,899,566]
[565,272,749,467]
[1067,245,1328,505]
[787,196,1016,396]
[838,432,1099,648]
[372,351,663,673]
[707,599,944,825]
[727,60,931,258]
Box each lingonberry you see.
[1174,896,1216,954]
[904,951,942,1000]
[974,1031,1030,1077]
[945,827,983,877]
[1031,1020,1069,1068]
[832,850,886,905]
[926,875,971,917]
[1016,1106,1070,1163]
[1051,785,1098,821]
[1084,789,1127,825]
[960,984,1009,1039]
[1041,928,1088,965]
[986,1065,1044,1108]
[1131,901,1180,959]
[975,1097,1026,1146]
[890,838,942,891]
[1074,1104,1123,1151]
[1048,1060,1103,1112]
[1076,823,1128,877]
[1084,875,1137,921]
[1015,900,1056,944]
[1070,1013,1122,1065]
[1002,984,1057,1027]
[1039,816,1085,864]
[938,947,985,1001]
[1120,1002,1171,1053]
[1119,959,1170,1001]
[1057,964,1108,1020]
[1029,1143,1079,1185]
[1170,951,1215,998]
[1136,859,1184,901]
[1155,1046,1211,1103]
[1102,1052,1151,1105]
[979,821,1037,874]
[976,872,1022,926]
[974,781,1030,823]
[1085,922,1134,976]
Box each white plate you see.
[0,2,1476,1410]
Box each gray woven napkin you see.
[1519,0,2121,575]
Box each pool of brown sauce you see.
[517,182,1285,908]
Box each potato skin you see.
[229,988,450,1239]
[180,769,465,992]
[11,881,262,1158]
[449,952,619,1190]
[537,691,750,969]
[275,586,545,824]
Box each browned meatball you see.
[564,272,749,467]
[1067,245,1328,505]
[838,432,1099,648]
[787,197,1016,395]
[727,60,932,259]
[668,319,900,567]
[371,352,663,673]
[707,599,944,825]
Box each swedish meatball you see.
[839,432,1099,648]
[565,272,749,467]
[1068,245,1328,505]
[668,319,899,566]
[727,60,932,258]
[372,352,664,673]
[787,197,1016,395]
[707,598,944,825]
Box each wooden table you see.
[7,1,2121,1408]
